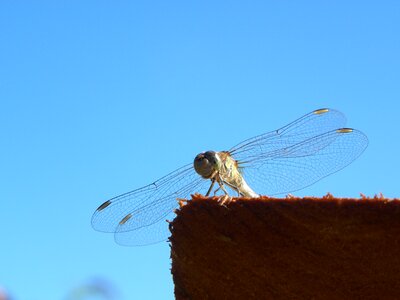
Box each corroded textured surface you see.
[170,194,400,300]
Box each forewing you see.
[91,163,209,235]
[230,108,347,162]
[238,128,368,195]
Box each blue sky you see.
[1,1,399,299]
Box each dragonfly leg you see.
[205,179,216,197]
[222,180,241,197]
[234,187,241,197]
[213,185,221,195]
[215,174,230,196]
[218,182,229,195]
[218,194,233,205]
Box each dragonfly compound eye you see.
[194,151,217,179]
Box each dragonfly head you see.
[194,151,221,179]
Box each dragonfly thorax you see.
[193,151,221,179]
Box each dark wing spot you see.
[336,128,353,133]
[97,200,111,211]
[313,108,329,115]
[119,213,132,225]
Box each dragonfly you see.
[92,108,368,246]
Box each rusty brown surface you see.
[170,194,400,300]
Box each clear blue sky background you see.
[1,1,399,299]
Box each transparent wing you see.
[230,108,347,162]
[237,128,368,195]
[91,163,211,246]
[114,214,175,246]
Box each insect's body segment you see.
[193,151,258,198]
